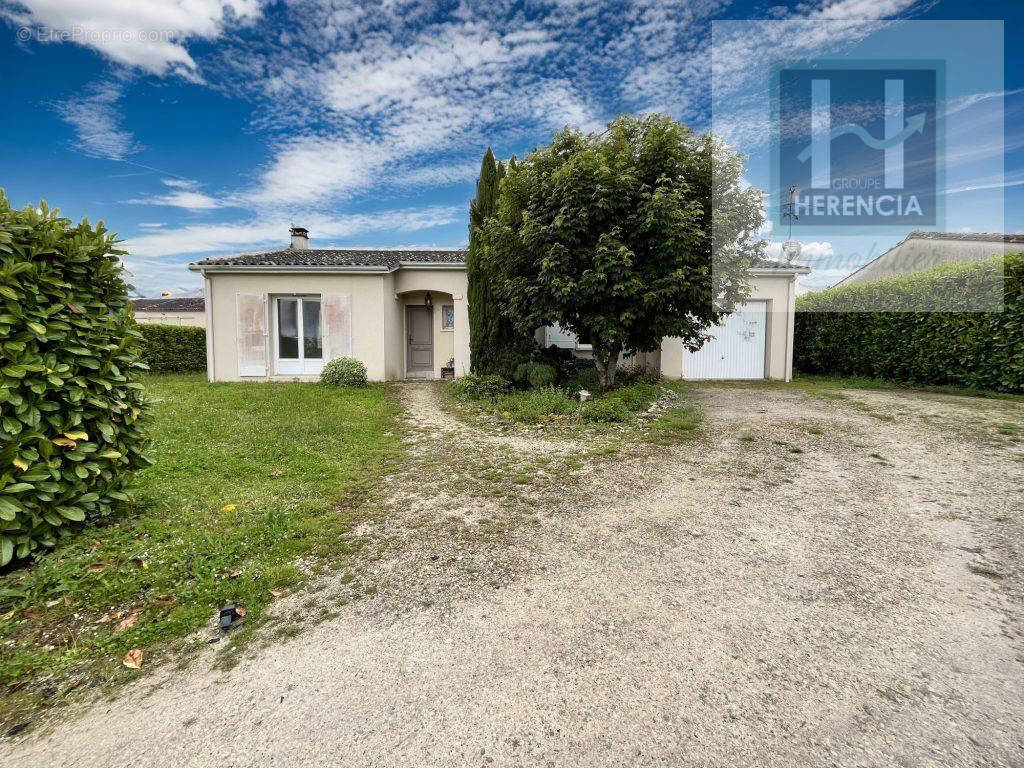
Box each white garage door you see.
[683,301,767,380]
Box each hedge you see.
[794,253,1023,393]
[138,323,206,373]
[0,195,151,565]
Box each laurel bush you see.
[0,194,151,565]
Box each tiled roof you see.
[754,257,802,269]
[132,297,205,312]
[907,231,1024,244]
[191,248,466,269]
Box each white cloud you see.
[126,178,226,210]
[54,79,138,159]
[120,206,463,260]
[238,15,603,206]
[4,0,262,75]
[766,240,836,262]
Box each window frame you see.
[440,304,455,331]
[273,294,324,375]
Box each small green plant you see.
[651,406,701,444]
[450,373,511,400]
[513,361,557,390]
[494,387,574,424]
[320,356,367,387]
[603,380,660,411]
[581,398,630,423]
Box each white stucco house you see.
[188,227,809,383]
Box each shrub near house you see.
[138,324,206,374]
[0,195,150,565]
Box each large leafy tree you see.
[480,115,765,388]
[466,148,533,376]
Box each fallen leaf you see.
[228,569,242,579]
[270,469,284,477]
[154,595,177,608]
[122,649,143,669]
[0,609,15,622]
[132,557,148,570]
[220,503,237,512]
[235,606,247,618]
[113,611,140,633]
[45,599,61,608]
[87,563,108,574]
[268,589,285,598]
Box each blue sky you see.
[1,0,1021,295]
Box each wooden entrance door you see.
[406,306,433,376]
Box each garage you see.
[683,300,768,380]
[659,260,807,382]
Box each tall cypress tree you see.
[467,149,531,376]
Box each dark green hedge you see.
[138,324,206,373]
[794,253,1023,393]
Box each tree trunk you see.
[593,342,621,390]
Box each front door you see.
[406,306,433,377]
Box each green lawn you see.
[0,374,398,724]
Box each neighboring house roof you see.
[834,231,1022,287]
[189,248,467,271]
[902,231,1024,244]
[132,297,205,312]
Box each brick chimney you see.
[289,226,309,250]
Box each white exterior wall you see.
[660,273,798,381]
[201,267,470,382]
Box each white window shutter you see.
[236,293,268,377]
[322,293,352,361]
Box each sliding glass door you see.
[275,296,323,375]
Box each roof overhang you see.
[397,262,466,270]
[188,264,393,274]
[190,262,801,276]
[748,266,811,276]
[189,261,467,274]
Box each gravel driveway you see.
[5,382,1023,767]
